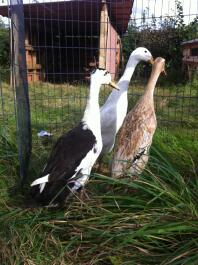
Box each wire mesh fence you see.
[126,0,198,130]
[0,12,17,160]
[0,0,197,178]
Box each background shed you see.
[181,39,198,79]
[0,0,133,82]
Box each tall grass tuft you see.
[0,146,197,264]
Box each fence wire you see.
[0,0,197,165]
[0,11,17,160]
[127,0,198,130]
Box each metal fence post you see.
[10,0,32,184]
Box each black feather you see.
[132,149,146,163]
[30,122,96,206]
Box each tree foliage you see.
[0,18,9,68]
[122,1,198,83]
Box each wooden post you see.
[10,0,32,184]
[99,0,108,69]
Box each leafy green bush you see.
[0,23,9,63]
[122,0,198,84]
[0,19,10,81]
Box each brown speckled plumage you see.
[112,57,165,177]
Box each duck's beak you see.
[148,57,154,65]
[162,68,167,76]
[109,81,119,90]
[161,60,167,76]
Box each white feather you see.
[70,143,101,184]
[39,183,46,193]
[30,174,49,187]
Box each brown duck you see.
[111,57,166,177]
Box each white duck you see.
[29,69,118,207]
[111,57,166,177]
[100,47,153,155]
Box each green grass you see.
[152,129,198,176]
[0,80,198,264]
[0,146,198,264]
[128,78,198,129]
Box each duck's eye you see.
[144,50,147,53]
[104,71,109,76]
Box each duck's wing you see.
[100,106,117,152]
[29,122,96,205]
[112,107,156,176]
[40,122,96,181]
[100,105,116,130]
[42,122,96,182]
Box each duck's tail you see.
[25,177,73,208]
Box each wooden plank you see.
[99,0,108,69]
[106,23,117,79]
[10,0,32,184]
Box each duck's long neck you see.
[144,68,161,100]
[82,81,101,129]
[118,55,139,90]
[105,56,139,104]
